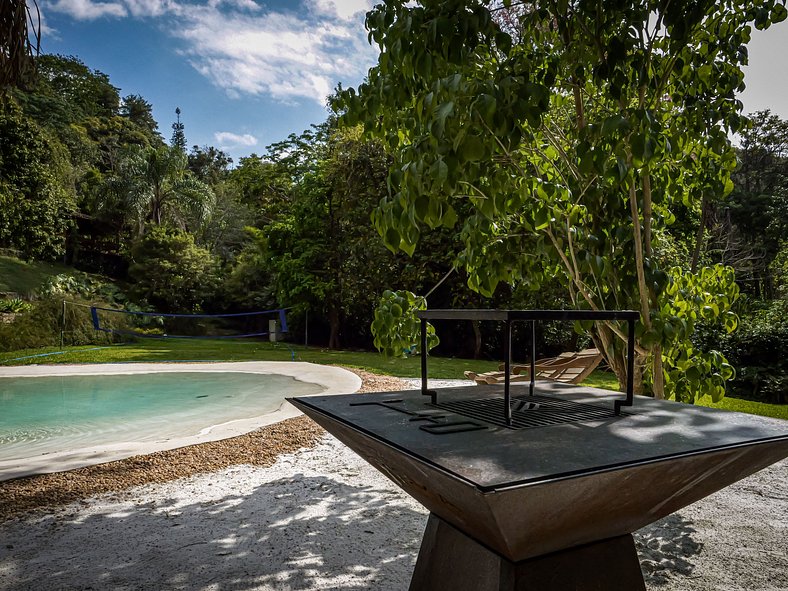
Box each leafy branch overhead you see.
[337,0,787,400]
[371,290,439,358]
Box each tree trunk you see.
[608,352,648,395]
[472,320,482,359]
[690,195,708,272]
[328,306,341,350]
[652,345,664,400]
[594,323,647,395]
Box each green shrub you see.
[0,295,132,352]
[697,299,788,403]
[0,297,31,313]
[128,226,220,313]
[38,272,129,306]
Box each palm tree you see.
[105,144,215,233]
[1,0,40,90]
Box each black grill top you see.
[290,382,788,492]
[433,394,631,430]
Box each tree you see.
[105,144,214,232]
[195,184,253,263]
[0,100,75,258]
[229,124,409,348]
[188,144,233,185]
[128,226,220,313]
[716,110,788,298]
[339,0,787,401]
[34,55,120,119]
[228,154,292,224]
[120,94,161,144]
[171,107,186,151]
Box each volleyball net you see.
[88,306,288,339]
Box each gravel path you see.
[0,371,785,590]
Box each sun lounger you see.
[464,348,603,385]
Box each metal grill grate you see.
[433,394,631,430]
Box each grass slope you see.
[0,255,75,296]
[1,338,785,420]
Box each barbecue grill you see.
[288,310,788,590]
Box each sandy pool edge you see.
[0,362,361,481]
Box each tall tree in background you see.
[120,94,160,144]
[721,110,788,298]
[0,100,75,258]
[104,144,213,232]
[171,107,186,151]
[33,55,120,119]
[340,0,787,401]
[187,145,252,262]
[188,145,233,185]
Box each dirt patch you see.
[0,367,410,523]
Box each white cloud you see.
[124,0,175,17]
[47,0,127,20]
[214,131,258,147]
[32,4,58,38]
[207,0,261,11]
[313,0,374,20]
[46,0,379,104]
[173,3,378,104]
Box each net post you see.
[530,320,536,396]
[60,300,66,350]
[278,309,288,333]
[90,306,101,330]
[504,318,512,426]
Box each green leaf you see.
[461,135,485,162]
[415,195,429,220]
[433,101,454,137]
[533,207,550,230]
[601,115,630,137]
[385,227,400,250]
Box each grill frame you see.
[432,394,632,430]
[417,309,640,422]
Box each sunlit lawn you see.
[1,338,785,420]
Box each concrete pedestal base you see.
[409,514,646,591]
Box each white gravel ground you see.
[0,434,785,591]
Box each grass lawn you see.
[1,338,785,420]
[0,255,76,296]
[0,339,500,378]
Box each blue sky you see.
[39,1,788,162]
[40,0,378,160]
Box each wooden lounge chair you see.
[464,348,603,386]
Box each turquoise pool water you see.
[0,372,324,462]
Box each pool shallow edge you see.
[0,362,361,481]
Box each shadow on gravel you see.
[0,474,426,590]
[635,513,702,586]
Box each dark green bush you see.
[0,101,76,259]
[697,299,788,403]
[128,226,220,313]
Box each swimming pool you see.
[0,362,361,480]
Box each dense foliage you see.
[338,0,786,401]
[0,100,75,258]
[1,41,785,402]
[128,226,220,313]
